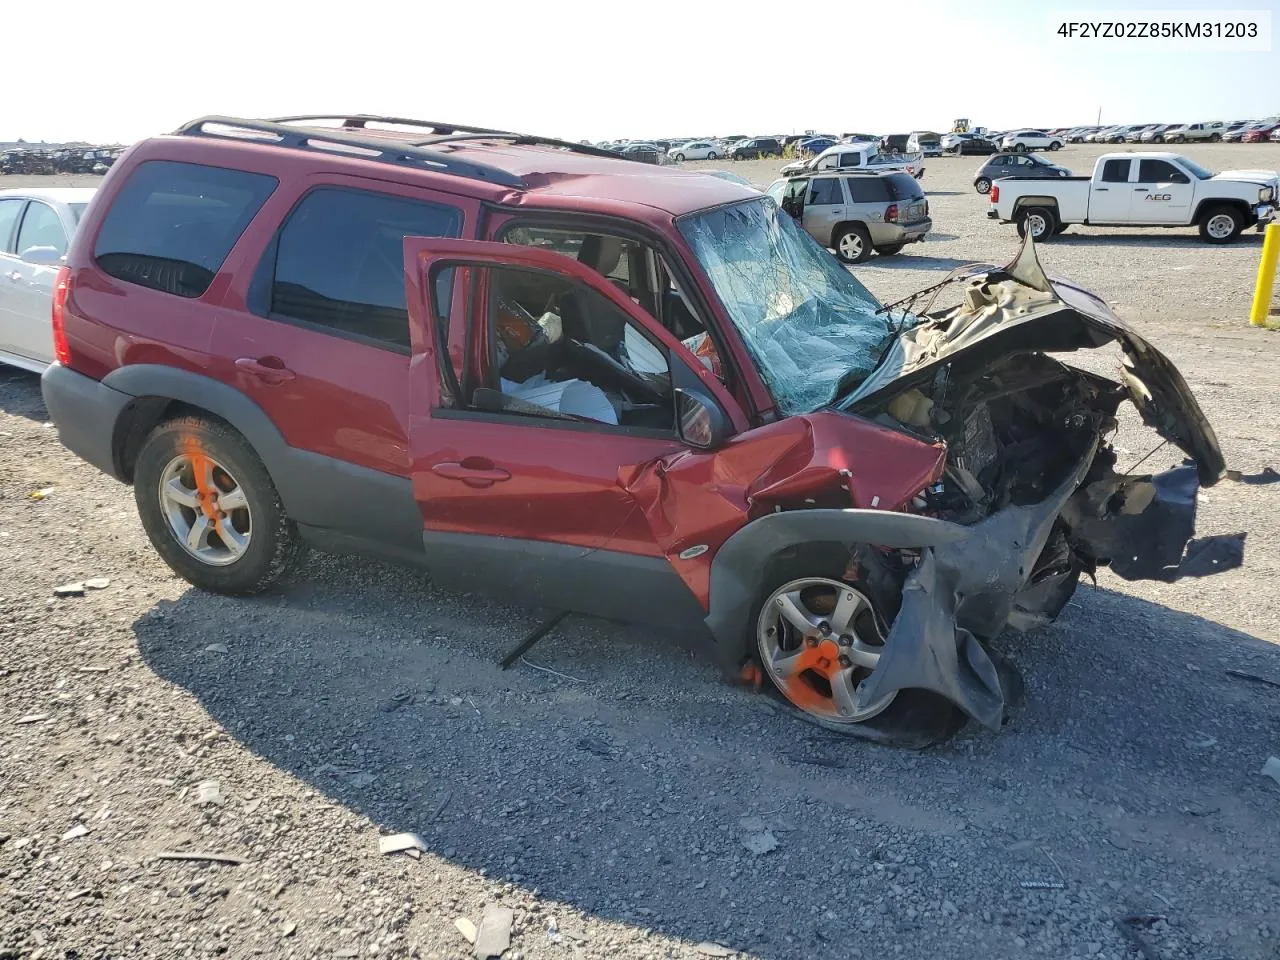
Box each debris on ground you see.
[695,942,737,957]
[1019,880,1065,890]
[474,904,514,959]
[281,922,297,938]
[155,850,246,866]
[741,827,779,856]
[29,487,54,500]
[378,832,428,857]
[53,582,84,597]
[84,577,111,590]
[203,643,229,654]
[1260,757,1280,789]
[14,713,48,725]
[576,735,613,757]
[454,916,478,944]
[60,824,89,841]
[195,780,223,806]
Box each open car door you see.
[400,236,742,628]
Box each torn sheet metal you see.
[618,411,945,606]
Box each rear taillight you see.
[51,266,71,366]
[990,184,1000,203]
[885,203,899,223]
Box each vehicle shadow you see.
[133,557,1280,958]
[0,368,49,424]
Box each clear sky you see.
[4,0,1277,144]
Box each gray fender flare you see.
[103,363,291,478]
[703,508,968,674]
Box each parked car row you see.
[1,147,121,176]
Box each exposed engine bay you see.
[805,235,1246,738]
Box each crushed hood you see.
[841,233,1226,485]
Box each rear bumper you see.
[41,363,132,482]
[870,218,932,244]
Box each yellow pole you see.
[1250,221,1280,328]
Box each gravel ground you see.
[2,143,1280,960]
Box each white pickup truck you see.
[780,142,925,179]
[986,152,1277,243]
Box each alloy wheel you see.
[838,231,864,260]
[757,578,895,722]
[158,451,252,566]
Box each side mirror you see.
[1170,172,1190,184]
[20,245,64,266]
[675,386,730,449]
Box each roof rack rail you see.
[268,114,621,159]
[174,115,526,189]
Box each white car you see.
[667,141,720,162]
[0,188,96,372]
[1000,130,1064,153]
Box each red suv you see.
[43,115,1235,740]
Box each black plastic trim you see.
[41,364,133,482]
[420,530,708,632]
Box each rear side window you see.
[846,177,890,203]
[16,202,68,258]
[0,198,23,253]
[259,187,462,351]
[94,161,276,298]
[1100,159,1131,183]
[883,174,924,201]
[808,178,844,205]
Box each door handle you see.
[1094,187,1109,191]
[235,356,295,384]
[1134,188,1149,192]
[431,460,511,488]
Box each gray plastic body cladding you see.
[100,364,423,553]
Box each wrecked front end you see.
[705,235,1243,742]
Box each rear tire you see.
[707,151,718,160]
[673,153,685,162]
[133,416,303,595]
[1048,141,1062,151]
[1199,205,1242,243]
[1014,142,1027,153]
[974,177,992,194]
[833,224,872,263]
[1209,132,1221,142]
[1015,206,1057,241]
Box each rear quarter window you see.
[846,177,890,203]
[884,174,924,201]
[93,160,277,298]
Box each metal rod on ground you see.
[1250,222,1279,328]
[499,611,568,669]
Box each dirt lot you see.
[2,142,1280,960]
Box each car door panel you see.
[402,238,741,623]
[7,201,70,365]
[801,178,845,246]
[210,175,480,550]
[1131,160,1194,223]
[1089,159,1134,222]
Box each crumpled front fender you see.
[704,507,969,674]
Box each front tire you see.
[673,153,685,162]
[1209,132,1221,142]
[1014,142,1027,152]
[707,151,717,160]
[1049,141,1062,151]
[974,176,992,194]
[1016,206,1057,241]
[133,416,303,595]
[1199,205,1242,243]
[834,224,872,263]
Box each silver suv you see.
[767,170,931,263]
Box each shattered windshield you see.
[678,197,895,414]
